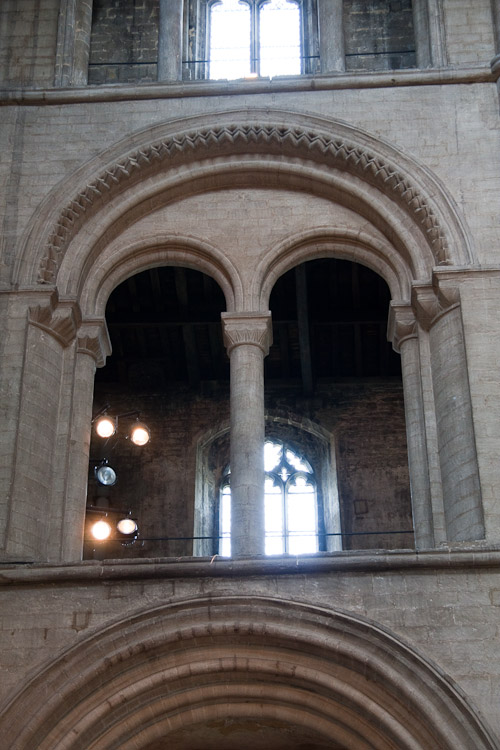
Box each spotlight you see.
[117,517,138,536]
[130,421,150,446]
[91,519,112,540]
[95,415,116,439]
[95,462,117,486]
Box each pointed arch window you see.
[220,438,319,556]
[208,0,302,80]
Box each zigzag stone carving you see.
[38,124,449,283]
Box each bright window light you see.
[209,0,251,80]
[259,0,301,78]
[209,0,301,80]
[220,439,318,556]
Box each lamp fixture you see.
[95,461,117,486]
[91,519,112,541]
[86,507,139,545]
[94,415,116,439]
[130,420,150,446]
[92,406,151,446]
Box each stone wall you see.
[88,0,159,84]
[344,0,416,71]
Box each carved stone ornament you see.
[411,281,460,331]
[38,122,451,284]
[221,312,273,356]
[77,321,112,367]
[28,297,80,347]
[387,303,417,353]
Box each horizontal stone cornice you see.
[1,545,500,585]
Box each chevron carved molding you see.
[38,123,450,284]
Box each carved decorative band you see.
[222,312,273,356]
[38,122,450,283]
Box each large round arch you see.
[0,596,496,750]
[14,108,474,301]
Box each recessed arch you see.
[256,226,411,309]
[80,233,242,317]
[0,596,496,750]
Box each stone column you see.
[222,312,272,557]
[54,0,93,86]
[491,0,500,80]
[413,284,484,543]
[61,322,111,561]
[158,0,184,81]
[412,0,446,69]
[388,304,434,549]
[317,0,345,73]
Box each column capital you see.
[77,319,112,367]
[221,312,273,356]
[411,280,461,331]
[29,295,81,347]
[387,303,417,353]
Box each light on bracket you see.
[95,461,117,486]
[91,519,112,540]
[130,420,150,446]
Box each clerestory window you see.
[220,438,319,556]
[209,0,301,79]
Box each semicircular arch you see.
[0,596,496,750]
[14,109,475,301]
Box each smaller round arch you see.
[255,227,411,311]
[78,233,242,319]
[1,596,496,750]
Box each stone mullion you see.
[222,312,272,557]
[158,0,184,81]
[54,0,93,87]
[317,0,345,73]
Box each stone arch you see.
[0,596,497,750]
[13,109,474,294]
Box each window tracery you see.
[220,438,319,556]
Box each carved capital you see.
[29,295,81,347]
[221,312,273,356]
[77,320,112,367]
[411,279,461,331]
[387,303,417,353]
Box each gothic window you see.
[219,438,319,556]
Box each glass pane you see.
[265,532,284,555]
[264,440,282,471]
[288,533,317,555]
[264,476,283,532]
[209,0,251,80]
[220,485,231,556]
[285,449,312,473]
[259,0,301,78]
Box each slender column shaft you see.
[318,0,345,73]
[222,313,272,557]
[158,0,184,81]
[492,0,500,53]
[55,0,93,87]
[399,334,434,548]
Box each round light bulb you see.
[95,464,117,486]
[117,518,138,535]
[91,520,112,540]
[95,416,116,438]
[131,423,150,446]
